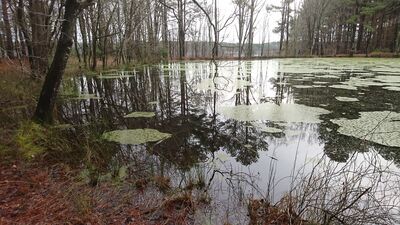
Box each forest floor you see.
[0,160,196,224]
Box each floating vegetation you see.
[329,84,357,90]
[278,67,339,74]
[351,72,375,78]
[331,111,400,148]
[124,112,155,118]
[374,76,400,83]
[315,75,340,79]
[219,103,330,123]
[335,97,359,102]
[382,86,400,92]
[342,77,385,87]
[369,67,400,73]
[102,129,172,145]
[313,81,328,85]
[252,122,283,133]
[293,85,313,89]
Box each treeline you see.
[1,0,272,78]
[0,0,399,78]
[286,0,400,56]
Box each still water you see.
[60,58,400,223]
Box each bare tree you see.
[34,0,94,123]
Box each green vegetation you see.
[16,122,47,159]
[218,103,330,123]
[102,129,172,145]
[331,111,400,147]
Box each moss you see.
[15,122,48,159]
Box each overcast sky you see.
[211,0,302,43]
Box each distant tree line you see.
[283,0,400,56]
[0,0,399,78]
[0,1,278,74]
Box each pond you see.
[59,58,400,224]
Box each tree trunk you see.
[79,15,88,67]
[247,0,255,58]
[356,15,365,53]
[2,0,15,59]
[74,24,81,63]
[177,0,186,60]
[29,0,51,78]
[16,0,34,67]
[284,1,290,56]
[279,1,286,55]
[396,16,400,55]
[33,0,85,123]
[161,0,169,54]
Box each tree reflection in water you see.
[57,59,400,224]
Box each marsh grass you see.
[244,151,400,225]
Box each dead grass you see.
[0,161,196,225]
[247,196,313,225]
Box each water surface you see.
[60,58,400,223]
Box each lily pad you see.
[342,77,385,87]
[331,111,400,148]
[382,86,400,92]
[102,129,172,145]
[218,103,330,123]
[335,97,359,102]
[329,85,357,90]
[315,75,340,79]
[374,76,400,83]
[124,112,155,118]
[293,85,313,89]
[313,81,328,85]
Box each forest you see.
[1,0,399,73]
[1,0,400,224]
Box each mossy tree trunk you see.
[33,0,93,124]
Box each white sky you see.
[212,0,301,43]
